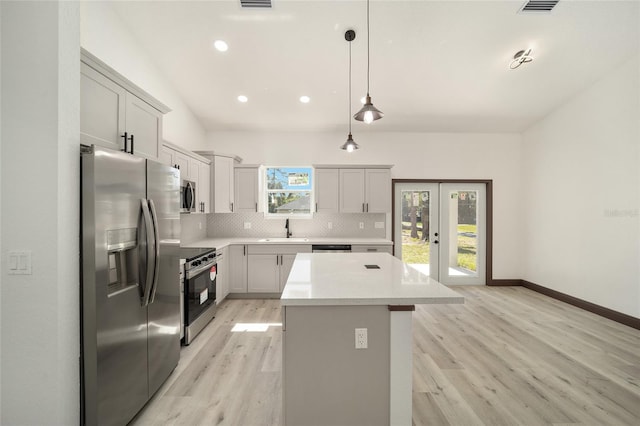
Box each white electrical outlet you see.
[359,222,364,229]
[244,222,252,229]
[327,222,333,229]
[355,328,368,349]
[198,221,202,230]
[374,222,384,229]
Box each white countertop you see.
[280,253,464,306]
[181,237,393,250]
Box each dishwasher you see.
[311,244,352,253]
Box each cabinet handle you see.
[231,202,234,212]
[243,245,246,256]
[276,256,279,266]
[366,203,369,212]
[316,203,318,212]
[255,202,258,212]
[362,203,365,212]
[121,132,134,154]
[121,132,128,153]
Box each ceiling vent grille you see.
[519,1,559,13]
[241,0,272,8]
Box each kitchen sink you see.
[258,238,309,242]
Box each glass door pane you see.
[394,183,439,278]
[439,183,486,285]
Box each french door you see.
[393,182,487,285]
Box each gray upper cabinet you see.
[335,166,392,213]
[364,168,391,213]
[234,166,259,212]
[339,169,366,213]
[124,93,163,160]
[80,63,126,152]
[314,168,339,213]
[80,49,170,160]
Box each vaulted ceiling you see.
[108,0,639,133]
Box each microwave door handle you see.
[147,199,161,304]
[140,199,155,307]
[186,181,195,211]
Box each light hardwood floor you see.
[131,287,640,425]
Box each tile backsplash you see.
[180,213,207,245]
[205,212,387,239]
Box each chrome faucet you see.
[285,218,292,238]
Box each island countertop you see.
[281,253,464,306]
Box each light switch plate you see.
[8,250,32,275]
[359,222,364,229]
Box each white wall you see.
[202,131,523,279]
[80,1,206,151]
[1,2,80,424]
[522,56,640,318]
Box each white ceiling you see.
[110,0,639,133]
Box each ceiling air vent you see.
[519,0,559,13]
[241,0,272,8]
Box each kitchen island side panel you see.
[283,305,390,426]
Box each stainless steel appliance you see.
[80,145,181,426]
[180,178,196,213]
[184,248,217,345]
[179,258,186,341]
[311,244,352,253]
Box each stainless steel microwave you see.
[180,179,196,213]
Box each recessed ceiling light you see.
[237,95,248,103]
[299,96,310,104]
[214,40,228,52]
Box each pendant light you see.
[353,0,384,124]
[341,30,359,152]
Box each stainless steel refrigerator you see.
[81,145,181,426]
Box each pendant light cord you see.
[366,0,370,95]
[349,38,352,133]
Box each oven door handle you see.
[140,199,155,307]
[147,198,161,304]
[185,261,216,279]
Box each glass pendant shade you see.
[340,133,359,152]
[354,95,384,123]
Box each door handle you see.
[147,199,160,304]
[140,199,155,307]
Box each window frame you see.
[263,166,315,219]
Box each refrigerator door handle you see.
[140,199,155,307]
[147,199,161,304]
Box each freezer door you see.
[146,160,181,396]
[81,146,149,426]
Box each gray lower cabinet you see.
[229,245,248,293]
[247,255,280,292]
[351,245,393,254]
[216,247,229,303]
[247,245,311,293]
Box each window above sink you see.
[265,166,313,218]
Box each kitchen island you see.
[281,253,464,426]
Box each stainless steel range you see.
[183,248,217,344]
